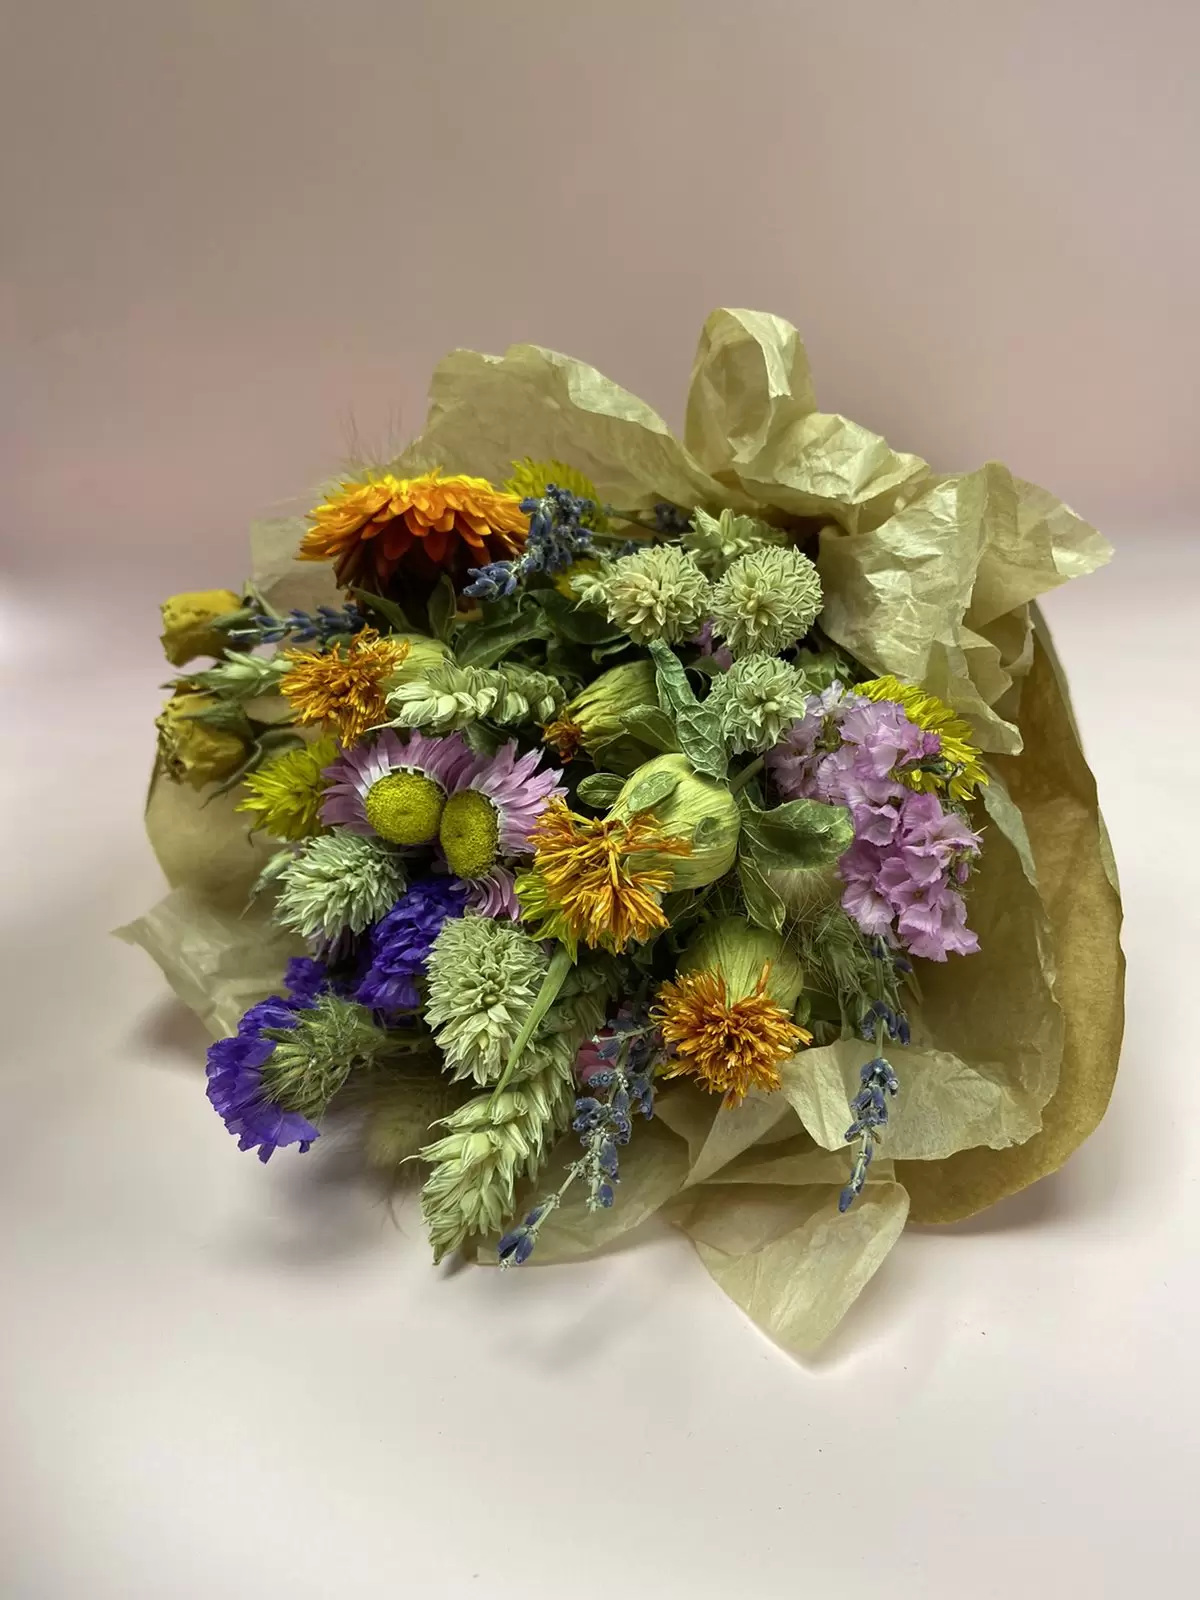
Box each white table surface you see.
[1,538,1194,1598]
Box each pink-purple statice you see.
[769,687,982,961]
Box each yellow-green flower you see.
[237,735,338,841]
[683,508,788,577]
[858,675,987,801]
[160,589,241,667]
[155,688,248,789]
[710,545,822,658]
[598,547,711,644]
[504,458,608,529]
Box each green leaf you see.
[352,588,417,634]
[737,791,853,872]
[648,639,727,780]
[738,855,786,932]
[427,576,457,642]
[533,590,625,645]
[491,946,575,1098]
[576,772,625,808]
[623,766,680,813]
[693,814,722,847]
[622,703,681,754]
[456,606,550,669]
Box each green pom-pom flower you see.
[710,545,823,658]
[274,832,406,941]
[424,916,550,1085]
[708,654,811,753]
[683,508,788,577]
[598,546,712,644]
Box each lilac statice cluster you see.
[770,687,981,961]
[355,877,469,1012]
[224,602,367,648]
[497,1007,659,1268]
[204,961,331,1162]
[464,485,599,601]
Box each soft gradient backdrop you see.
[3,0,1198,597]
[2,4,1197,1599]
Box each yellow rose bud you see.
[155,688,249,789]
[159,589,242,667]
[610,752,739,890]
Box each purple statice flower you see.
[205,994,319,1162]
[839,789,982,960]
[692,620,734,672]
[771,691,980,960]
[355,876,469,1012]
[283,956,332,1003]
[768,681,866,795]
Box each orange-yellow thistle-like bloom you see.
[279,629,410,746]
[515,799,691,957]
[299,470,529,590]
[653,965,811,1106]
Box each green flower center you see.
[363,771,445,845]
[439,789,500,878]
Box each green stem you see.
[729,755,766,794]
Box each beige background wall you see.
[3,8,1199,1597]
[4,0,1197,598]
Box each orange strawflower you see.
[299,470,529,590]
[515,798,691,957]
[653,965,810,1106]
[279,628,410,746]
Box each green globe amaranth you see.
[598,545,712,644]
[708,654,811,753]
[710,545,823,658]
[683,507,789,577]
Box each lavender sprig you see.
[222,602,367,649]
[465,485,598,601]
[497,1007,658,1267]
[839,946,908,1213]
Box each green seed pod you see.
[610,753,739,890]
[679,914,805,1011]
[766,862,844,922]
[544,660,659,763]
[386,634,453,686]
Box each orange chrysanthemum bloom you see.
[515,798,692,957]
[279,629,410,746]
[299,470,529,590]
[653,965,811,1106]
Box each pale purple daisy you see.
[438,741,565,882]
[321,729,475,846]
[464,865,521,920]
